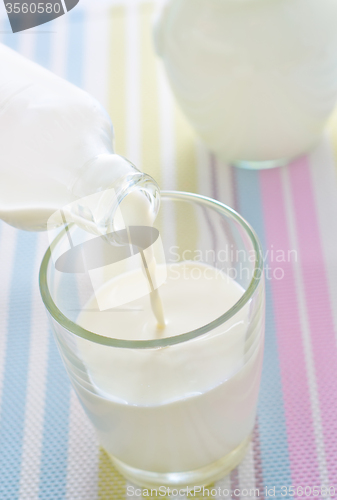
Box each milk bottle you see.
[0,43,160,232]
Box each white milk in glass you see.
[76,262,264,474]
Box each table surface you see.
[1,1,337,498]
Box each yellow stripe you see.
[327,107,337,176]
[140,2,162,186]
[98,448,126,500]
[174,90,199,257]
[174,104,198,194]
[108,5,127,157]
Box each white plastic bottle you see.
[0,43,160,232]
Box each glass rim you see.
[39,191,264,349]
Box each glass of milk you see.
[39,192,265,488]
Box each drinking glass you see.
[39,191,265,488]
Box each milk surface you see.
[76,262,264,473]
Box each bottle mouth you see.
[66,169,160,238]
[110,172,161,234]
[69,153,160,236]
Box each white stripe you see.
[59,0,67,15]
[17,28,35,59]
[158,63,176,191]
[65,391,99,500]
[83,3,109,109]
[18,233,50,500]
[214,157,234,209]
[126,481,142,498]
[211,156,236,263]
[308,136,337,342]
[215,473,231,499]
[281,165,330,494]
[195,141,217,256]
[125,0,141,167]
[195,144,232,267]
[0,223,18,407]
[196,140,213,198]
[50,12,68,78]
[157,58,176,252]
[237,442,258,498]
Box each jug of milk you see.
[0,43,160,232]
[154,0,337,169]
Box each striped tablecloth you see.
[1,1,337,498]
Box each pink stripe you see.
[230,468,240,498]
[289,156,337,486]
[260,167,320,490]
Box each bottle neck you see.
[66,154,160,235]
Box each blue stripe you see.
[36,25,72,500]
[35,28,52,69]
[234,168,292,488]
[67,9,85,87]
[38,337,71,500]
[2,15,19,50]
[0,231,38,500]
